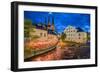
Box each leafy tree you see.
[61,32,66,41]
[24,19,32,37]
[87,32,90,42]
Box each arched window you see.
[79,33,81,36]
[44,33,46,37]
[79,37,80,39]
[40,33,42,36]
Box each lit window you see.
[44,33,46,37]
[79,33,81,36]
[40,33,42,36]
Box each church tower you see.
[51,16,55,31]
[47,16,51,30]
[47,14,55,34]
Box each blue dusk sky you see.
[24,11,90,34]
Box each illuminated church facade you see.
[30,16,56,39]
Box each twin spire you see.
[44,13,55,31]
[47,15,54,26]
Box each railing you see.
[24,45,57,60]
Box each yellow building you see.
[64,25,87,43]
[30,26,48,39]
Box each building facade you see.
[64,25,87,43]
[30,27,48,39]
[30,16,56,39]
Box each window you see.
[40,33,42,36]
[79,33,81,36]
[44,33,46,37]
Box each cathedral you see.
[47,16,55,34]
[30,15,56,39]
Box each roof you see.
[33,24,47,30]
[76,27,84,32]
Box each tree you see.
[24,19,32,38]
[61,32,66,41]
[87,32,90,42]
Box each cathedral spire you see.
[48,16,50,25]
[47,16,51,30]
[51,16,55,31]
[52,16,54,25]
